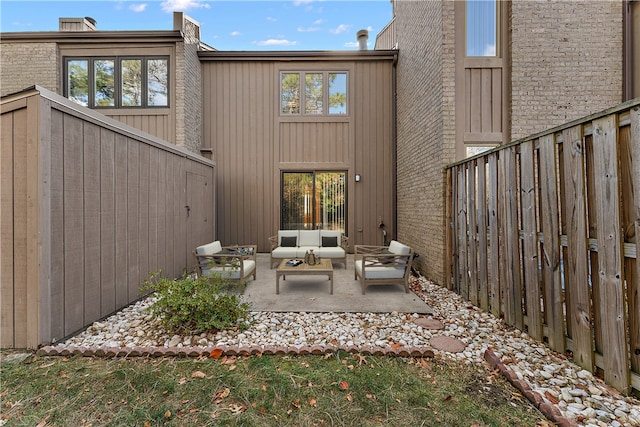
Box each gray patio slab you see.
[241,254,433,314]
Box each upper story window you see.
[466,0,497,57]
[65,56,169,108]
[280,71,348,116]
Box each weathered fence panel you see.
[446,99,640,394]
[1,86,216,349]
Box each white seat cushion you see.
[202,260,255,280]
[316,247,345,258]
[298,230,320,247]
[355,260,405,279]
[272,247,299,258]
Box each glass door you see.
[281,171,346,233]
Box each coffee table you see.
[276,258,333,294]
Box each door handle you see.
[185,205,191,217]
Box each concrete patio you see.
[241,254,433,314]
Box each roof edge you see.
[198,49,398,61]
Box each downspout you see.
[392,51,398,242]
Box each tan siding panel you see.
[1,110,17,347]
[49,109,65,341]
[83,122,101,323]
[114,134,129,309]
[100,129,116,317]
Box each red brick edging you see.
[484,348,578,427]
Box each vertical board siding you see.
[1,89,215,348]
[464,67,503,135]
[107,113,173,144]
[202,59,394,251]
[446,100,640,394]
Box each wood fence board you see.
[114,134,128,310]
[148,148,159,276]
[445,168,454,290]
[628,106,640,376]
[561,125,594,372]
[457,165,468,299]
[467,161,478,305]
[100,129,116,317]
[488,153,500,316]
[592,115,630,392]
[83,122,101,324]
[1,111,16,347]
[63,114,85,336]
[520,140,543,341]
[156,150,167,279]
[138,143,150,295]
[477,159,489,311]
[504,147,522,328]
[539,134,565,352]
[127,139,140,302]
[498,152,508,319]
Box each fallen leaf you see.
[356,354,368,366]
[35,417,49,427]
[391,342,404,350]
[164,410,171,419]
[222,356,236,365]
[209,349,223,359]
[544,391,559,404]
[178,377,187,385]
[38,362,55,369]
[291,398,301,409]
[191,371,206,378]
[229,403,246,415]
[228,364,237,371]
[309,398,317,407]
[346,392,353,402]
[262,384,267,392]
[339,381,349,390]
[144,422,151,427]
[259,406,266,413]
[443,395,453,402]
[214,388,230,404]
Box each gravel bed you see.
[50,275,639,427]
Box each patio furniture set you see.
[193,231,415,295]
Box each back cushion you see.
[278,230,299,246]
[388,240,410,255]
[196,241,222,255]
[320,230,342,246]
[299,230,320,246]
[280,236,297,247]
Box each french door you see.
[281,171,346,233]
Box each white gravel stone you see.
[55,275,640,426]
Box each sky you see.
[0,0,394,51]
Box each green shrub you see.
[142,272,251,334]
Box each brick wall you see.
[510,1,623,140]
[1,42,58,96]
[394,0,456,284]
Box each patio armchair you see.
[193,241,257,282]
[354,240,414,295]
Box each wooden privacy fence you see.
[445,99,640,394]
[1,86,216,349]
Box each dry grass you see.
[1,350,549,426]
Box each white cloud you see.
[330,24,350,35]
[483,43,496,56]
[129,3,147,12]
[160,0,210,13]
[313,19,324,25]
[297,26,320,33]
[293,0,313,6]
[267,16,277,22]
[343,41,359,48]
[254,39,299,47]
[230,31,242,37]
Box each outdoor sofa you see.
[354,240,414,294]
[193,241,257,281]
[268,229,349,268]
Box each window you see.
[466,0,497,57]
[280,71,347,116]
[64,56,169,108]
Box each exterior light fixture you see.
[355,174,361,182]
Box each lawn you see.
[1,350,549,426]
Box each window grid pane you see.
[67,59,89,106]
[466,0,497,57]
[305,73,323,115]
[328,72,347,115]
[121,59,142,107]
[93,59,115,107]
[281,73,300,114]
[147,58,169,107]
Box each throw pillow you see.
[322,236,338,247]
[281,236,297,247]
